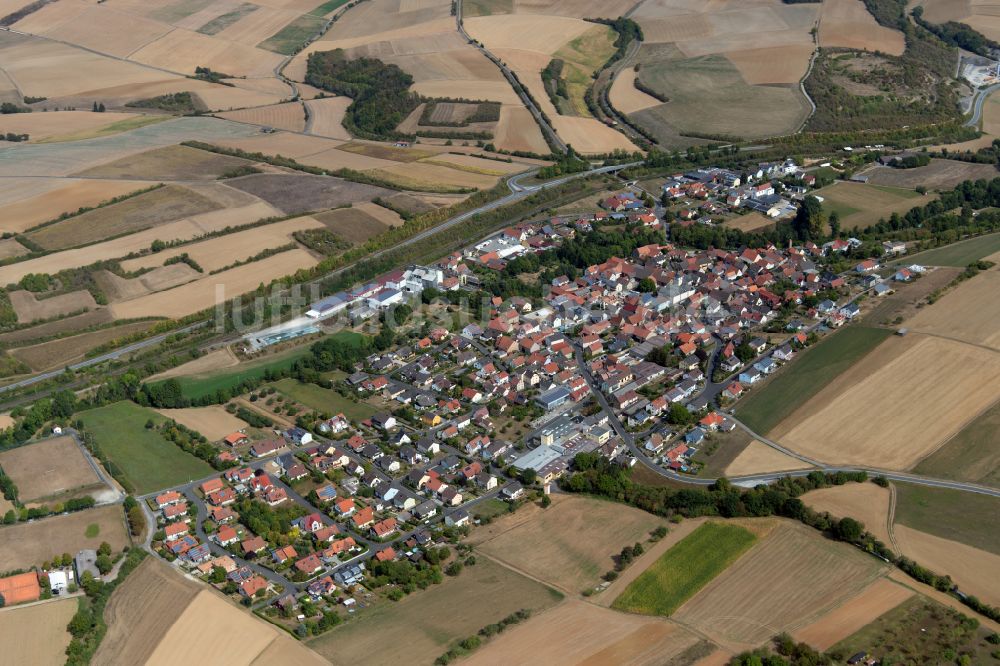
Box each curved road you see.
[966,82,1000,128]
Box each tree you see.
[636,277,656,293]
[828,210,841,238]
[92,101,98,112]
[95,554,113,575]
[793,195,826,241]
[834,517,863,542]
[666,403,694,425]
[519,468,537,485]
[97,541,112,557]
[735,342,755,363]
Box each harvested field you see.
[0,598,76,666]
[0,111,149,143]
[818,0,906,55]
[0,179,149,235]
[225,173,395,214]
[9,290,98,324]
[802,482,894,548]
[0,239,27,260]
[904,269,1000,349]
[191,85,288,111]
[422,153,528,175]
[10,321,158,371]
[338,141,437,163]
[147,347,240,381]
[773,334,1000,470]
[96,265,201,302]
[304,96,352,140]
[314,207,390,244]
[75,144,255,181]
[352,201,404,227]
[465,14,593,54]
[109,248,319,319]
[475,495,667,593]
[0,310,112,346]
[154,406,249,441]
[130,28,285,78]
[493,105,549,154]
[673,522,886,651]
[912,398,1000,488]
[609,68,663,115]
[217,102,307,132]
[25,185,222,251]
[0,202,282,286]
[862,159,998,190]
[723,440,812,477]
[792,578,913,651]
[726,44,815,85]
[0,504,129,570]
[894,525,1000,607]
[551,115,639,154]
[120,217,324,274]
[725,212,774,232]
[370,161,498,190]
[462,599,701,666]
[813,181,924,230]
[307,556,562,666]
[892,481,1000,556]
[0,435,102,503]
[16,3,172,58]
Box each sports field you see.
[611,521,756,616]
[734,326,892,435]
[77,402,213,495]
[0,504,129,570]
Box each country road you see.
[966,82,1000,128]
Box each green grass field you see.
[78,401,213,494]
[272,378,377,421]
[257,14,326,54]
[907,232,1000,267]
[893,482,1000,556]
[734,326,892,435]
[912,399,1000,488]
[309,0,349,15]
[611,522,756,616]
[170,347,312,400]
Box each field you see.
[95,558,325,666]
[24,185,222,251]
[817,0,905,55]
[861,159,998,191]
[0,504,129,570]
[76,145,255,181]
[462,599,703,665]
[608,68,663,115]
[0,111,155,143]
[0,435,103,504]
[734,326,892,435]
[908,232,1000,267]
[672,522,886,650]
[9,290,98,324]
[314,207,390,244]
[724,212,775,232]
[612,521,757,617]
[10,321,158,371]
[904,266,1000,349]
[272,377,377,422]
[802,482,894,548]
[168,346,312,400]
[0,598,77,665]
[892,482,1000,556]
[474,495,667,593]
[914,0,1000,43]
[307,556,562,666]
[225,173,394,215]
[792,578,913,651]
[772,334,1000,469]
[217,102,308,132]
[895,525,1000,607]
[813,181,925,230]
[723,440,812,478]
[304,96,352,140]
[147,348,240,381]
[912,398,1000,487]
[77,402,213,495]
[0,179,148,235]
[154,406,249,441]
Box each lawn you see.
[170,347,312,400]
[272,378,376,421]
[892,482,1000,556]
[907,232,1000,267]
[471,498,508,521]
[611,522,756,616]
[734,326,892,435]
[78,401,213,495]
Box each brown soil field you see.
[772,334,1000,470]
[894,525,1000,607]
[10,321,158,371]
[225,173,395,214]
[217,102,307,132]
[214,6,299,45]
[0,202,281,286]
[861,160,998,190]
[9,290,98,324]
[192,85,288,111]
[314,207,392,244]
[129,28,285,78]
[16,3,171,58]
[422,153,529,176]
[695,650,736,666]
[802,483,894,548]
[0,179,149,235]
[304,96,352,140]
[75,145,255,181]
[96,265,202,302]
[723,440,813,477]
[610,68,663,114]
[0,435,102,503]
[370,161,500,190]
[493,105,550,154]
[25,185,222,251]
[109,248,319,319]
[475,495,667,593]
[673,522,886,651]
[0,310,112,346]
[120,217,325,274]
[0,598,77,666]
[0,504,129,570]
[462,599,701,665]
[818,0,905,55]
[725,212,775,232]
[0,239,27,260]
[352,201,405,227]
[0,111,146,143]
[792,578,913,651]
[338,141,440,162]
[466,14,594,54]
[903,269,1000,349]
[155,406,249,441]
[147,347,240,381]
[726,44,815,85]
[916,0,1000,42]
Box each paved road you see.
[966,82,1000,128]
